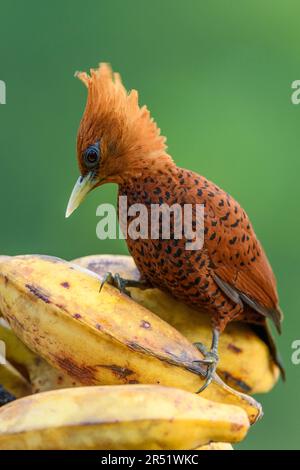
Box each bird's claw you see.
[193,341,208,357]
[99,272,131,297]
[193,341,219,393]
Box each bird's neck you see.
[118,162,186,201]
[117,153,178,187]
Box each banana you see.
[195,442,233,450]
[0,255,262,424]
[0,360,31,398]
[73,254,279,394]
[0,384,248,450]
[0,317,80,393]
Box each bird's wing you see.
[185,171,283,332]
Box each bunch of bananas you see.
[0,254,279,450]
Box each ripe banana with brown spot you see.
[0,318,80,393]
[0,384,248,450]
[73,254,279,394]
[0,255,262,423]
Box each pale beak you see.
[65,172,96,218]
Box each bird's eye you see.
[83,142,100,168]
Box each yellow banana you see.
[0,255,261,423]
[0,317,80,393]
[0,360,31,398]
[0,384,248,450]
[73,254,279,394]
[196,442,233,450]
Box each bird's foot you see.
[193,345,219,393]
[193,329,220,393]
[99,272,151,297]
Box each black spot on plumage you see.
[194,179,199,185]
[251,256,256,262]
[166,191,170,200]
[159,197,164,204]
[138,246,145,256]
[174,248,182,258]
[177,260,183,268]
[180,178,185,185]
[208,192,215,197]
[219,199,225,207]
[240,261,245,267]
[229,236,237,245]
[242,234,246,242]
[154,187,161,195]
[165,245,172,254]
[211,220,217,227]
[231,219,240,228]
[210,232,217,241]
[200,259,206,268]
[197,189,203,197]
[234,205,238,214]
[220,211,230,221]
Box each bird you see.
[66,63,284,391]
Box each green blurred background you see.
[0,0,299,449]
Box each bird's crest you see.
[75,63,170,173]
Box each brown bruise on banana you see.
[217,371,251,394]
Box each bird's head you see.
[66,63,172,218]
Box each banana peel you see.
[73,254,279,394]
[0,385,248,450]
[0,255,262,424]
[0,317,80,393]
[196,442,233,450]
[0,360,31,398]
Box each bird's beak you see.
[65,172,95,218]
